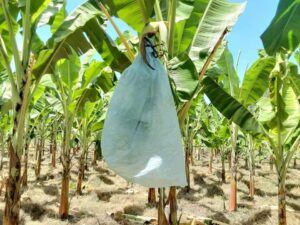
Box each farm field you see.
[1,0,300,225]
[0,147,299,225]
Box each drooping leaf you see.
[217,47,240,97]
[82,61,106,89]
[90,121,104,132]
[55,53,81,90]
[174,0,209,56]
[83,19,131,72]
[32,1,104,79]
[282,84,300,130]
[95,67,116,93]
[83,101,97,119]
[188,0,246,72]
[101,0,155,31]
[76,88,100,111]
[169,54,198,102]
[202,76,261,133]
[32,84,45,105]
[261,0,300,55]
[288,63,300,98]
[240,56,276,106]
[49,2,66,33]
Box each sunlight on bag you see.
[101,37,187,187]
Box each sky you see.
[227,0,279,78]
[65,0,280,79]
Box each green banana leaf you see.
[288,63,300,98]
[261,0,300,55]
[188,0,246,72]
[83,19,131,72]
[202,76,261,133]
[240,56,276,106]
[169,54,198,102]
[100,0,155,32]
[217,47,240,98]
[33,0,130,80]
[55,54,81,90]
[173,0,209,56]
[258,55,300,146]
[82,61,106,89]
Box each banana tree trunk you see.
[35,140,41,178]
[278,180,286,225]
[229,125,238,211]
[158,188,169,225]
[59,165,70,219]
[92,148,97,166]
[209,149,213,174]
[228,154,231,170]
[168,186,177,225]
[52,138,56,168]
[148,188,156,205]
[3,141,21,225]
[249,171,255,198]
[76,153,85,195]
[0,134,4,170]
[221,154,226,183]
[197,147,201,161]
[248,141,255,198]
[42,140,45,156]
[35,139,38,160]
[84,150,88,171]
[59,118,72,219]
[229,150,237,211]
[184,147,190,192]
[49,126,54,154]
[190,146,195,166]
[244,157,248,169]
[270,155,274,172]
[22,139,30,187]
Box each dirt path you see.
[0,147,299,225]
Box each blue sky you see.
[227,0,279,77]
[65,0,280,79]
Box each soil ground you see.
[0,146,299,225]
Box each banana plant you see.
[30,99,53,178]
[76,100,103,195]
[201,24,300,225]
[97,1,246,224]
[181,99,203,191]
[0,0,130,223]
[198,104,231,181]
[259,2,300,224]
[74,57,114,194]
[201,47,276,210]
[49,50,114,218]
[49,53,82,218]
[255,52,300,225]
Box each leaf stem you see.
[168,0,176,57]
[137,0,149,25]
[22,0,32,69]
[99,2,135,62]
[154,0,163,21]
[1,0,24,88]
[198,28,229,81]
[0,36,19,100]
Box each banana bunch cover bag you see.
[101,38,187,187]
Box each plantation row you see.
[0,0,300,225]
